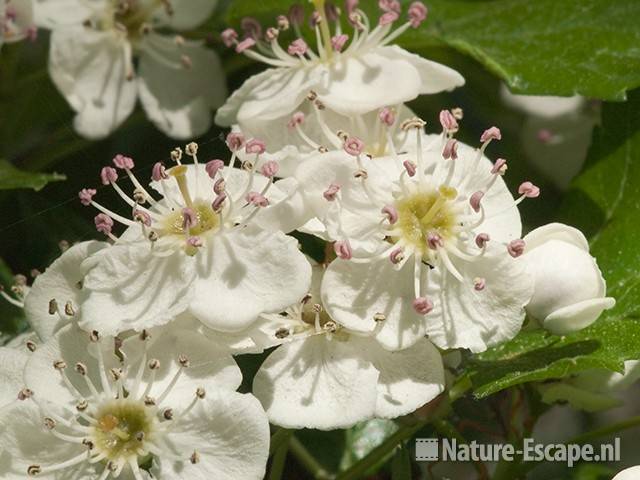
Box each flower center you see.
[162,201,220,237]
[92,398,156,461]
[106,0,160,39]
[394,187,458,255]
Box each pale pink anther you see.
[221,28,238,47]
[537,129,553,143]
[379,11,399,25]
[474,277,486,291]
[427,232,444,250]
[6,5,16,20]
[94,214,114,235]
[151,162,168,181]
[408,1,428,28]
[507,239,526,258]
[182,208,198,230]
[134,210,152,227]
[245,138,266,155]
[187,236,203,248]
[288,38,308,56]
[205,159,225,179]
[379,107,396,126]
[323,183,341,201]
[246,191,269,207]
[343,136,365,156]
[113,154,134,170]
[389,247,404,264]
[241,17,263,40]
[212,193,227,212]
[331,34,349,52]
[480,126,502,143]
[381,205,398,224]
[475,233,490,248]
[100,166,118,185]
[379,0,401,13]
[310,11,321,27]
[288,111,305,128]
[265,27,279,42]
[469,191,484,212]
[261,161,279,178]
[442,138,458,160]
[334,240,353,260]
[518,181,541,198]
[213,178,226,195]
[325,3,340,22]
[79,188,96,206]
[346,0,359,15]
[226,132,245,151]
[235,37,256,53]
[288,4,305,26]
[439,109,458,132]
[403,160,417,177]
[412,297,433,315]
[277,15,290,30]
[491,158,508,175]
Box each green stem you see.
[289,436,333,480]
[269,433,291,480]
[269,429,293,456]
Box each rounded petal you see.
[0,347,30,408]
[253,177,314,233]
[79,237,197,335]
[538,382,621,412]
[425,246,533,352]
[152,0,216,30]
[253,335,379,430]
[322,258,427,351]
[49,28,138,139]
[120,326,242,407]
[188,229,312,331]
[543,297,616,335]
[500,84,585,119]
[317,46,464,116]
[613,466,640,480]
[33,0,97,29]
[138,34,226,139]
[368,337,445,418]
[24,241,108,341]
[153,391,269,480]
[523,222,589,252]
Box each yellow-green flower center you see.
[163,201,220,237]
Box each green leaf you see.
[391,444,412,480]
[0,160,65,191]
[226,0,640,100]
[466,89,640,398]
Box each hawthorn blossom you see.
[252,265,445,430]
[76,142,311,335]
[304,114,537,352]
[1,0,35,45]
[0,323,269,479]
[215,1,464,170]
[35,0,225,139]
[521,223,615,335]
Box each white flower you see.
[613,466,640,480]
[500,84,597,190]
[521,223,615,335]
[1,0,35,45]
[0,346,30,408]
[304,114,536,352]
[76,142,311,335]
[252,264,445,430]
[36,0,226,139]
[215,1,463,170]
[0,323,270,479]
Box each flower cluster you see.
[0,0,617,478]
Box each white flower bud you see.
[522,223,615,335]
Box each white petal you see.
[2,0,34,43]
[543,297,616,335]
[253,177,314,234]
[33,0,99,29]
[253,335,379,430]
[80,237,196,335]
[49,28,137,139]
[120,326,242,406]
[500,84,585,119]
[153,391,269,480]
[368,337,445,418]
[425,246,533,352]
[613,466,640,480]
[0,347,30,408]
[188,228,311,331]
[138,34,226,139]
[24,241,107,341]
[151,0,216,30]
[322,258,427,351]
[523,222,589,252]
[317,46,464,116]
